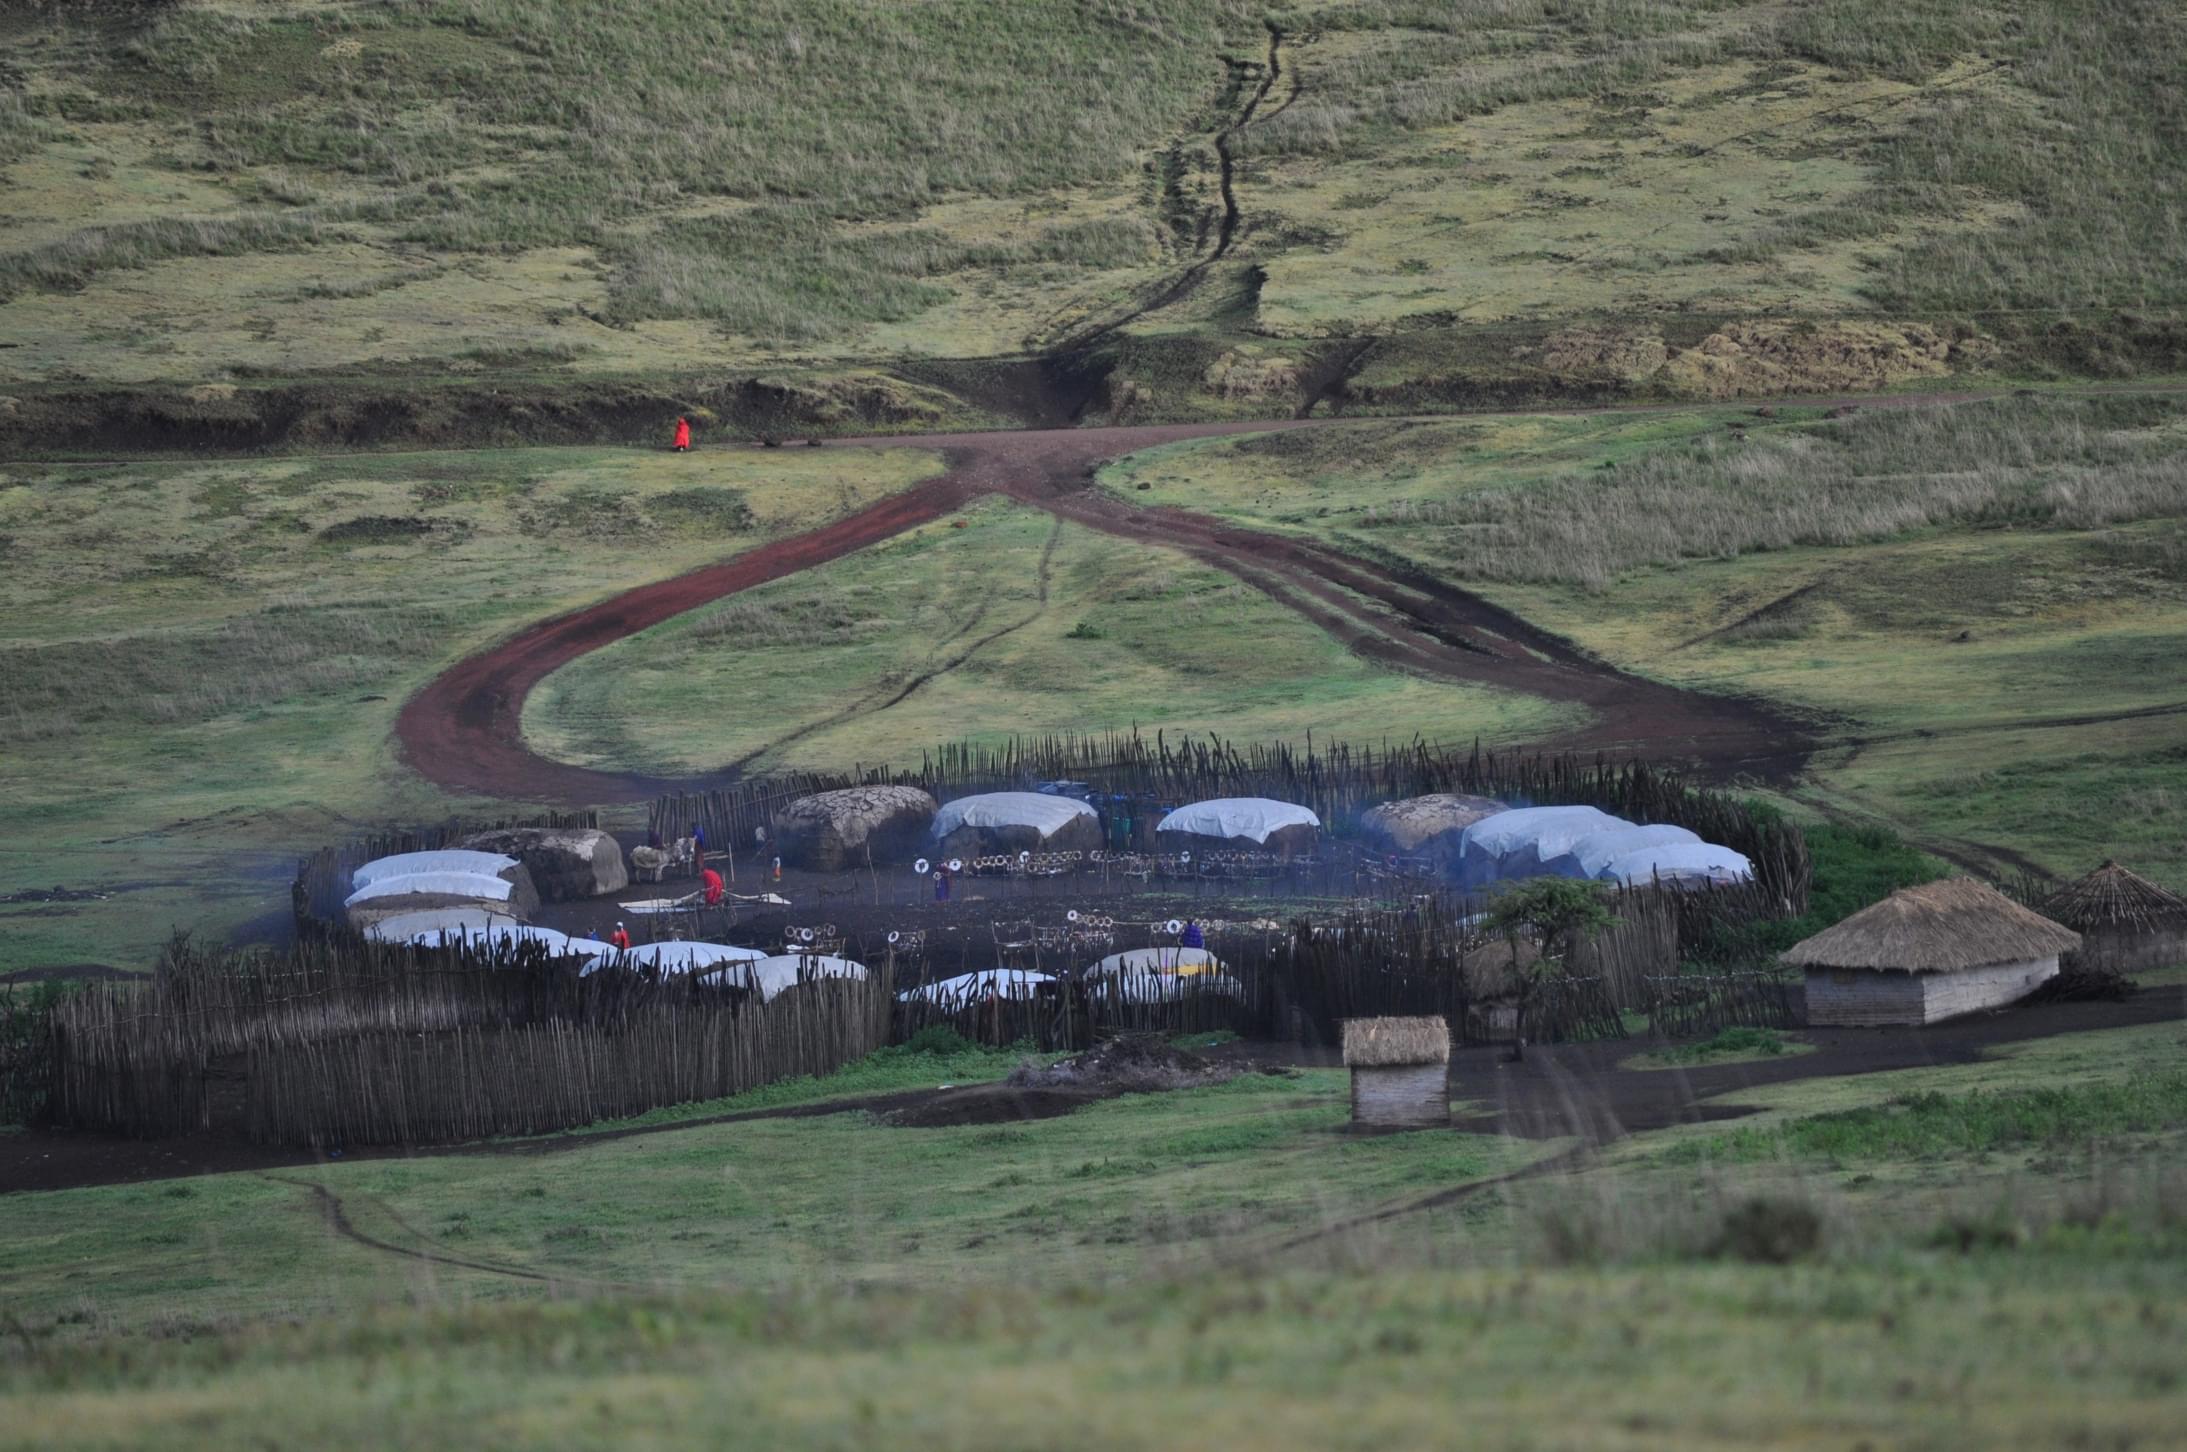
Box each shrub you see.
[1714,1195,1825,1264]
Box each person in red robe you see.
[673,416,692,452]
[702,867,725,906]
[608,922,632,952]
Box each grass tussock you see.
[1644,1025,1793,1065]
[0,213,325,301]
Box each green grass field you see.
[523,495,1574,776]
[5,1018,2185,1446]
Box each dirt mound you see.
[1533,328,1670,380]
[1203,348,1302,400]
[883,1084,1107,1128]
[1010,1032,1234,1093]
[1656,321,1958,398]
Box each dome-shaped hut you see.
[1359,794,1508,866]
[2041,861,2187,977]
[932,791,1101,861]
[772,786,937,871]
[1155,798,1321,857]
[1454,806,1629,889]
[343,857,539,933]
[1785,877,2080,1026]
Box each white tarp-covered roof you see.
[900,969,1056,1005]
[701,954,869,1000]
[345,871,516,908]
[1550,824,1701,880]
[1600,842,1755,888]
[933,792,1095,839]
[363,907,506,943]
[1155,798,1320,843]
[352,850,518,891]
[1088,947,1224,976]
[581,940,769,978]
[1460,806,1629,862]
[408,922,577,955]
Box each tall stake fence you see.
[1642,970,1801,1038]
[49,935,888,1146]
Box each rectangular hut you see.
[1342,1016,1451,1128]
[1785,877,2080,1027]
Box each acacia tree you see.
[1482,876,1617,1060]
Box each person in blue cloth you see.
[1179,919,1204,950]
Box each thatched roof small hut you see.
[2042,861,2187,976]
[1342,1016,1450,1128]
[1785,877,2080,1026]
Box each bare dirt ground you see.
[5,986,2177,1196]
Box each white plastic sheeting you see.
[1454,806,1630,887]
[1545,824,1701,881]
[900,969,1056,1005]
[1087,947,1225,977]
[351,850,518,891]
[408,923,578,954]
[362,907,505,943]
[697,954,869,1001]
[344,871,516,908]
[582,941,769,978]
[932,792,1095,840]
[1599,842,1755,888]
[1155,797,1320,843]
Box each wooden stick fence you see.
[48,935,890,1146]
[1642,970,1800,1039]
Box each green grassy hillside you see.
[2,0,2181,435]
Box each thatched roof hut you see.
[2040,860,2187,976]
[1342,1016,1450,1128]
[1785,877,2080,1026]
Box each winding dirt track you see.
[397,414,1838,803]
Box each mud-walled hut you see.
[772,786,937,871]
[2042,860,2187,976]
[1786,877,2080,1026]
[1342,1016,1451,1129]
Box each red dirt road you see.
[396,411,1848,802]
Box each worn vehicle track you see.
[395,412,1830,801]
